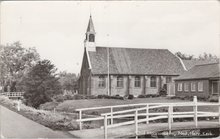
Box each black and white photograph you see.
[0,0,220,138]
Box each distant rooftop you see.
[175,62,220,80]
[182,59,219,70]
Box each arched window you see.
[89,34,95,42]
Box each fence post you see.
[110,107,113,125]
[171,105,173,123]
[218,96,220,125]
[135,110,138,139]
[193,96,198,128]
[146,104,149,124]
[168,105,172,134]
[17,100,21,111]
[104,115,108,139]
[79,110,82,130]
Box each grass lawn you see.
[54,97,219,115]
[55,97,189,113]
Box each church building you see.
[78,15,186,96]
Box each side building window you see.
[198,82,203,92]
[191,82,196,92]
[134,76,141,87]
[117,76,124,88]
[177,83,182,91]
[150,76,157,87]
[184,83,189,92]
[98,76,105,88]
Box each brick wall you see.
[90,75,174,96]
[175,80,209,98]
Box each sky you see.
[1,1,220,74]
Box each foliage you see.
[22,60,62,108]
[58,71,78,93]
[0,42,40,91]
[198,52,218,60]
[209,95,219,102]
[175,51,219,61]
[124,94,134,100]
[158,88,167,96]
[175,51,194,60]
[0,96,78,130]
[137,94,160,98]
[97,94,124,100]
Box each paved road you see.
[0,105,73,138]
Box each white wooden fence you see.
[0,92,24,98]
[75,102,171,130]
[76,96,220,139]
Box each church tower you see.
[84,15,96,51]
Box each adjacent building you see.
[78,16,186,96]
[175,63,220,98]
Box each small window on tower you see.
[89,34,95,42]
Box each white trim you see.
[175,55,187,71]
[86,49,92,69]
[177,83,182,91]
[212,81,220,95]
[184,83,189,92]
[191,82,196,92]
[198,82,203,92]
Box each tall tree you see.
[0,42,40,91]
[22,60,62,108]
[58,71,78,92]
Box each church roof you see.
[87,47,185,75]
[86,16,95,32]
[175,63,220,80]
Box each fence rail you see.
[0,92,24,98]
[76,96,220,139]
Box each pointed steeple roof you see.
[86,15,95,33]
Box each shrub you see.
[197,96,207,101]
[54,94,65,102]
[73,94,86,100]
[40,101,59,111]
[96,94,124,100]
[85,95,97,99]
[159,88,167,96]
[151,94,160,98]
[127,94,134,100]
[137,94,146,98]
[209,95,219,102]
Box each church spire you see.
[86,15,95,33]
[84,15,96,51]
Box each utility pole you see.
[107,34,110,96]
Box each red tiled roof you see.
[175,63,220,80]
[88,47,185,75]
